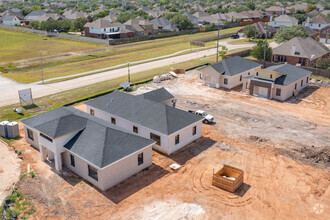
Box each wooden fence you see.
[239,17,270,26]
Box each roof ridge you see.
[101,126,109,167]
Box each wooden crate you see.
[212,165,244,193]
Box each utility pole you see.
[216,23,220,62]
[40,52,44,84]
[190,31,192,52]
[127,62,130,82]
[264,31,268,63]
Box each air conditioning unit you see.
[7,122,19,139]
[0,121,9,138]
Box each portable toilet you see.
[7,122,19,139]
[0,121,9,138]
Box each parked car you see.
[231,34,239,39]
[188,110,214,124]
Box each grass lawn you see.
[0,27,107,63]
[227,38,255,45]
[0,26,242,83]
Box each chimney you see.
[281,8,284,15]
[291,44,296,55]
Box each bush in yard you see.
[316,58,330,69]
[171,14,193,30]
[244,24,256,41]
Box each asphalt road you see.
[0,39,276,107]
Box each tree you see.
[40,20,61,33]
[59,19,72,31]
[294,14,306,24]
[162,12,176,20]
[246,2,256,11]
[30,21,40,29]
[72,17,88,32]
[316,58,330,69]
[31,5,41,11]
[21,8,32,16]
[116,12,134,23]
[244,24,256,41]
[218,45,228,60]
[306,4,317,13]
[251,40,272,61]
[169,7,178,12]
[171,14,193,30]
[93,9,109,20]
[274,26,308,43]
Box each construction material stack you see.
[212,165,244,193]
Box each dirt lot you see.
[6,72,330,219]
[0,141,21,204]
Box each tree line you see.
[29,17,88,33]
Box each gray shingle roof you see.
[309,15,330,24]
[139,88,174,103]
[22,106,154,169]
[265,64,312,86]
[274,14,298,23]
[85,90,202,135]
[205,56,262,76]
[150,17,170,28]
[273,37,329,60]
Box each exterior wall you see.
[23,125,40,150]
[223,67,261,89]
[303,22,328,30]
[200,66,220,88]
[273,54,312,67]
[272,74,310,101]
[99,145,152,190]
[62,150,102,189]
[269,21,295,28]
[3,17,20,26]
[167,120,202,155]
[319,38,330,44]
[89,26,120,34]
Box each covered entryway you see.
[249,79,274,99]
[257,87,268,98]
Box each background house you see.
[272,37,330,67]
[196,56,262,89]
[303,15,330,30]
[243,64,311,101]
[84,19,133,39]
[85,89,203,155]
[2,15,21,25]
[21,107,154,191]
[269,15,298,28]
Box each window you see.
[40,133,53,142]
[298,58,302,64]
[150,133,161,145]
[295,83,297,90]
[319,24,321,27]
[199,74,202,79]
[276,88,281,96]
[240,75,242,81]
[27,129,34,141]
[224,78,228,85]
[88,165,98,181]
[138,153,143,165]
[90,109,95,116]
[306,77,309,83]
[284,56,287,62]
[192,126,197,135]
[175,134,180,145]
[70,154,75,167]
[133,126,138,134]
[248,72,250,75]
[270,74,272,79]
[111,117,116,124]
[256,72,259,76]
[301,80,303,87]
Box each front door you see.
[258,87,268,98]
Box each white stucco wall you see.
[303,22,328,30]
[272,74,310,101]
[89,26,120,34]
[23,125,40,150]
[3,17,20,26]
[167,120,202,154]
[99,145,152,190]
[270,21,296,28]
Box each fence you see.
[239,17,270,26]
[227,49,252,57]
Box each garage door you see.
[258,87,268,98]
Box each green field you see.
[0,26,242,83]
[0,28,107,63]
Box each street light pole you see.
[264,31,268,63]
[216,23,220,62]
[127,62,130,82]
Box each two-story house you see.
[269,15,298,28]
[302,15,330,30]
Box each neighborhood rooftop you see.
[21,106,154,168]
[85,90,202,135]
[205,56,262,76]
[139,87,174,103]
[265,64,312,86]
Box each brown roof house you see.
[124,17,158,35]
[238,21,276,39]
[265,6,284,15]
[272,37,330,67]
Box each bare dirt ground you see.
[0,141,21,204]
[6,72,330,219]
